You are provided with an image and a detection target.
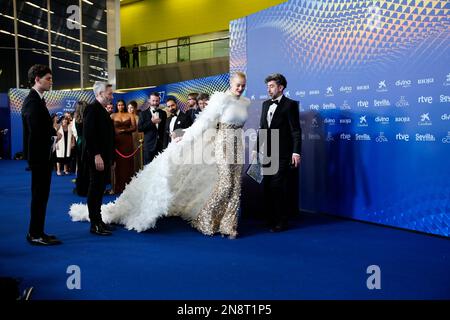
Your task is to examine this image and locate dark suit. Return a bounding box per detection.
[258,95,302,227]
[138,107,167,165]
[21,88,56,237]
[162,110,192,149]
[83,99,115,225]
[186,107,200,123]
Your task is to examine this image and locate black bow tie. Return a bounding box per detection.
[271,99,279,105]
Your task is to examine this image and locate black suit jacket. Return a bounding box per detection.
[82,99,115,165]
[186,107,201,123]
[138,107,167,153]
[258,95,302,159]
[163,110,192,149]
[21,89,56,167]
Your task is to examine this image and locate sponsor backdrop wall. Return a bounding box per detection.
[9,73,229,159]
[231,0,450,236]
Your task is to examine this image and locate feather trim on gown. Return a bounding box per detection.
[69,92,250,232]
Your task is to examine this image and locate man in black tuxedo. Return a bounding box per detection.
[138,92,167,165]
[83,81,115,236]
[162,97,192,149]
[256,73,302,232]
[21,64,62,245]
[185,92,200,123]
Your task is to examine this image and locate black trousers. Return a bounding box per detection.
[288,166,300,216]
[29,163,52,236]
[143,150,157,165]
[143,142,162,165]
[75,146,89,196]
[263,158,291,227]
[87,163,110,225]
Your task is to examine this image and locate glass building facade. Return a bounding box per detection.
[0,0,108,91]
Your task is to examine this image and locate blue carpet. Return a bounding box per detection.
[0,160,449,300]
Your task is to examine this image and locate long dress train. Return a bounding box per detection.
[69,92,250,233]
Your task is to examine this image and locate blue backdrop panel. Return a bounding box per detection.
[120,73,229,111]
[231,0,450,236]
[9,89,96,158]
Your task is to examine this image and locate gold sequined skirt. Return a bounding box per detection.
[192,123,244,237]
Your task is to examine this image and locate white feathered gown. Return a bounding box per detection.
[69,92,250,232]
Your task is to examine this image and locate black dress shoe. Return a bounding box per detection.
[42,233,57,240]
[26,234,62,246]
[90,224,112,236]
[100,222,115,232]
[269,226,280,233]
[104,189,115,195]
[42,234,62,244]
[270,223,288,233]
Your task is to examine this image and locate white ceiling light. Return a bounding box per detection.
[59,66,79,73]
[25,1,55,14]
[0,13,107,52]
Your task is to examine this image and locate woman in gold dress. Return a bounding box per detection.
[70,73,250,239]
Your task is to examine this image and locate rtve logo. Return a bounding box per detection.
[357,100,369,108]
[418,96,433,104]
[396,133,410,141]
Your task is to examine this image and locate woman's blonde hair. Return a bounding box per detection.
[230,71,246,81]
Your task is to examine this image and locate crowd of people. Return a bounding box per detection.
[45,90,210,196]
[118,45,140,68]
[22,64,301,245]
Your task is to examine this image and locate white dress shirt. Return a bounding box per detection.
[169,110,180,133]
[34,88,44,100]
[267,95,282,127]
[150,107,159,129]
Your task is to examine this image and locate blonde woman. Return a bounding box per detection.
[70,73,250,239]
